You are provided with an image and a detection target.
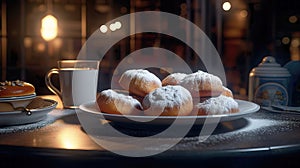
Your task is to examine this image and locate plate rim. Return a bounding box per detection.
[79,99,260,121]
[0,93,36,102]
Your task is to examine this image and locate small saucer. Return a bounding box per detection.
[0,98,57,126]
[0,94,36,109]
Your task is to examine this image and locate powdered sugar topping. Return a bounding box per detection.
[196,95,238,115]
[162,73,187,85]
[145,85,192,107]
[119,69,162,90]
[101,89,141,111]
[179,70,223,91]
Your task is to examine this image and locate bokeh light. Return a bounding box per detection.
[100,25,108,33]
[41,15,58,41]
[222,2,231,11]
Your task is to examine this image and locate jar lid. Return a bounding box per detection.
[251,56,291,77]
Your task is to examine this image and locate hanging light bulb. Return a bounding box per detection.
[222,1,231,11]
[41,14,58,41]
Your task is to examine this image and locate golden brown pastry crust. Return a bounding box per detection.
[98,70,239,117]
[179,70,223,98]
[221,86,233,98]
[0,80,35,98]
[119,69,162,97]
[97,89,142,115]
[128,77,161,97]
[162,73,187,86]
[142,85,193,116]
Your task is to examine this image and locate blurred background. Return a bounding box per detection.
[1,0,299,96]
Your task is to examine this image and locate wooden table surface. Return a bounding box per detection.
[0,95,300,168]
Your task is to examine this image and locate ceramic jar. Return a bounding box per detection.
[248,56,291,106]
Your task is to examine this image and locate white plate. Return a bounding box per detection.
[0,94,36,102]
[0,99,57,126]
[79,100,260,125]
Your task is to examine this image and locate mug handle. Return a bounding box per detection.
[45,68,62,99]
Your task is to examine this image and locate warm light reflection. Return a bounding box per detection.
[58,128,80,149]
[53,38,62,49]
[290,37,300,60]
[37,43,46,52]
[240,10,248,18]
[282,37,290,45]
[24,37,32,48]
[41,14,58,41]
[291,38,300,47]
[289,15,298,23]
[222,1,231,11]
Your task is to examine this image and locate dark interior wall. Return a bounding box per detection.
[1,0,300,95]
[249,0,300,67]
[6,0,21,80]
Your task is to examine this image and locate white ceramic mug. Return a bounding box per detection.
[45,60,99,109]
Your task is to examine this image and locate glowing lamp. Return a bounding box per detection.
[41,15,58,41]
